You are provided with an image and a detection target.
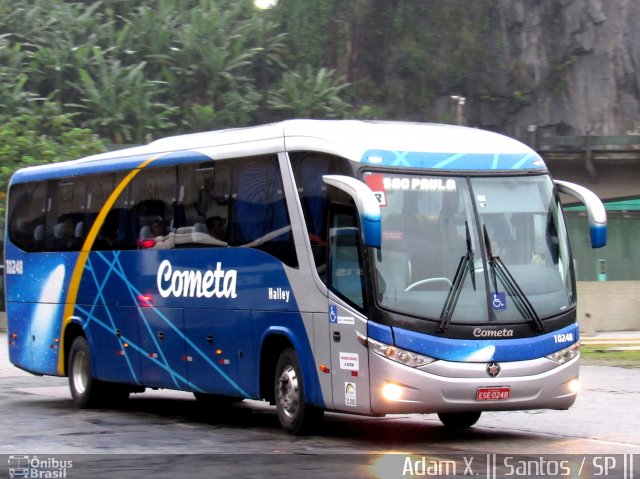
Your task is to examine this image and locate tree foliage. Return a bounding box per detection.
[0,0,352,145]
[0,104,106,219]
[0,0,497,145]
[269,66,350,118]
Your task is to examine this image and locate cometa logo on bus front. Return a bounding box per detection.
[156,259,238,299]
[473,328,514,338]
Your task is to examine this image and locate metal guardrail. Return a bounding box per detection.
[536,135,640,150]
[518,134,640,181]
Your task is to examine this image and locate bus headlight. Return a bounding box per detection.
[545,343,580,364]
[367,337,435,368]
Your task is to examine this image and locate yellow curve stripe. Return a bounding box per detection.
[57,155,160,375]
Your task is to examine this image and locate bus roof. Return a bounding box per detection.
[9,120,546,184]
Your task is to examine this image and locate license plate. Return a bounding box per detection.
[476,386,510,401]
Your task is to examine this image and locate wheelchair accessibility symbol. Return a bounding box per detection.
[329,305,338,323]
[491,292,507,310]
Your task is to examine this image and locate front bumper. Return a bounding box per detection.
[369,351,579,415]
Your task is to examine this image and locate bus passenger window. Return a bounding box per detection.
[228,156,297,267]
[90,173,127,250]
[43,179,87,252]
[176,156,297,267]
[128,166,177,250]
[8,182,47,252]
[290,152,353,278]
[176,162,229,248]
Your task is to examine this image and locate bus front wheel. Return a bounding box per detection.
[274,348,323,435]
[437,411,481,428]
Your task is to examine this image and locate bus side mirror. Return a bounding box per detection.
[554,180,607,248]
[322,175,381,248]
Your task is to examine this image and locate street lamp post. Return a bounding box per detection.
[450,95,466,125]
[255,0,278,120]
[255,0,278,8]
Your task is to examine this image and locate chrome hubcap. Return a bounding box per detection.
[277,364,299,418]
[72,350,89,395]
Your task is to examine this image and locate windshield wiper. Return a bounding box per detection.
[483,225,544,332]
[439,221,476,333]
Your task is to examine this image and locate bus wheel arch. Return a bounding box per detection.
[259,334,293,405]
[62,322,85,376]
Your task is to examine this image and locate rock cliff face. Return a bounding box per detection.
[465,0,640,138]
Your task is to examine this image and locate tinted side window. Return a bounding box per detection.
[329,207,365,309]
[92,173,128,250]
[128,166,177,250]
[8,182,48,252]
[228,156,297,268]
[44,178,87,252]
[92,167,177,251]
[177,156,297,267]
[291,152,353,279]
[176,162,227,248]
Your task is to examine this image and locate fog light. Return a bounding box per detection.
[382,383,402,401]
[568,379,580,394]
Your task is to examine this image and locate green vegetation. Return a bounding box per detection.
[0,104,106,218]
[0,0,495,143]
[0,0,354,145]
[0,0,504,233]
[580,346,640,368]
[0,0,500,201]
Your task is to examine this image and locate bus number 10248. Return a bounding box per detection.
[553,333,574,344]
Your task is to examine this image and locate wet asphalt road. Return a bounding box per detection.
[1,332,639,478]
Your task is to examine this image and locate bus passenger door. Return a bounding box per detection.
[327,208,371,414]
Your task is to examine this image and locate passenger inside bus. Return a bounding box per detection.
[206,216,226,240]
[53,218,81,251]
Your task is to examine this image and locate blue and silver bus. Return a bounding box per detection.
[4,120,606,434]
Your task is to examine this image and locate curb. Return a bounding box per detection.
[581,337,640,346]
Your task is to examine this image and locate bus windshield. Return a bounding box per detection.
[367,172,575,326]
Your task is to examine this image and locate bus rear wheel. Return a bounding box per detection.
[68,336,129,408]
[437,411,481,428]
[274,348,323,435]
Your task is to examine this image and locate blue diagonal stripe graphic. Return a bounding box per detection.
[93,252,249,397]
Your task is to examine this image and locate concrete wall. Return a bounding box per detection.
[577,281,640,335]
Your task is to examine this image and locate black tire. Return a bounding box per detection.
[274,348,323,435]
[437,411,482,428]
[68,336,129,408]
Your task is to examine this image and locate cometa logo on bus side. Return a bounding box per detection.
[156,259,238,299]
